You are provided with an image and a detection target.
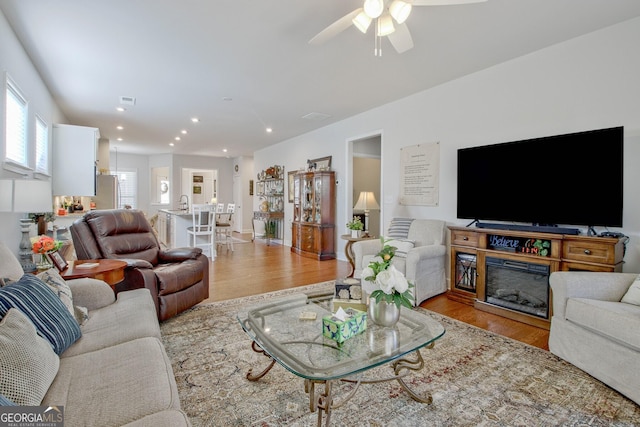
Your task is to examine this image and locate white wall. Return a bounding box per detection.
[255,17,640,273]
[0,9,67,251]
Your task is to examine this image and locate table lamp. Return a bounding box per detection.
[13,179,53,273]
[353,191,380,236]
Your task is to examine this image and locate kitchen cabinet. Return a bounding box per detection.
[53,124,99,196]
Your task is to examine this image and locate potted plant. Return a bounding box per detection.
[361,237,414,326]
[346,216,364,237]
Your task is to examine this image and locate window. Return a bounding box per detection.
[111,169,137,209]
[35,115,49,174]
[5,77,28,167]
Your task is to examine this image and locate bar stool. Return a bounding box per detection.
[215,203,235,252]
[187,204,215,258]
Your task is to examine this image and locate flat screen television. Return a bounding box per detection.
[457,126,623,231]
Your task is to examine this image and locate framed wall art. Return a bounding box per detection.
[310,156,332,171]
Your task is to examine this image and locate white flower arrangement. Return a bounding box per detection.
[361,237,414,309]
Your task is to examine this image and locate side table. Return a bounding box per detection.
[340,234,377,278]
[61,259,127,289]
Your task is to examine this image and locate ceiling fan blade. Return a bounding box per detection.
[387,23,414,54]
[412,0,487,6]
[309,9,362,45]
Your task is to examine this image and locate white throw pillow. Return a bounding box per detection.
[0,309,60,405]
[386,239,415,258]
[621,276,640,306]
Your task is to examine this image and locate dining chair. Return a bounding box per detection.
[216,203,225,214]
[187,204,215,258]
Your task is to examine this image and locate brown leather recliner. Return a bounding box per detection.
[70,209,209,321]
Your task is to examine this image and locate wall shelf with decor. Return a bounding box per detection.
[448,226,625,329]
[291,170,336,260]
[253,165,284,245]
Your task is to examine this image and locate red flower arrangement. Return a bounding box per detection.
[31,235,62,254]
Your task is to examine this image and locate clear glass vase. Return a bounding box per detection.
[33,253,53,272]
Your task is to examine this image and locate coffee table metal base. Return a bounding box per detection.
[246,340,435,427]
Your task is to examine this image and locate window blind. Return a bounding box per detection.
[5,79,28,166]
[35,115,48,173]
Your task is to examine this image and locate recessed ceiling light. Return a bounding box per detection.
[169,143,175,147]
[223,148,228,153]
[175,137,181,141]
[191,117,199,123]
[181,130,187,134]
[117,138,123,141]
[266,127,273,133]
[116,107,126,112]
[116,126,124,130]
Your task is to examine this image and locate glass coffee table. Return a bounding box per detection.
[237,291,445,426]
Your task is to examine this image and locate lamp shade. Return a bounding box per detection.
[354,191,380,211]
[363,0,384,18]
[389,0,412,24]
[352,11,372,33]
[13,180,53,213]
[377,13,396,36]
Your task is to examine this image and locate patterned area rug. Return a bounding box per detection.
[160,282,640,426]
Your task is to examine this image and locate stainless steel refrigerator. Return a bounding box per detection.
[94,174,118,209]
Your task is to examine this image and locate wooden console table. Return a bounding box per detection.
[448,226,624,329]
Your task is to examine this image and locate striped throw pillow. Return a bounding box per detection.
[0,275,81,355]
[387,218,414,239]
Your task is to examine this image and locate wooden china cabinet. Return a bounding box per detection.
[291,170,336,260]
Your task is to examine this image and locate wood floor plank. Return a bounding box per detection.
[204,234,549,350]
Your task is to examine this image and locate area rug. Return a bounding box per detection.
[160,282,640,426]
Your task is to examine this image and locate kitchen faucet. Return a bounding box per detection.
[179,194,189,211]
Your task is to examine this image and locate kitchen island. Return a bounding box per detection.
[158,209,216,259]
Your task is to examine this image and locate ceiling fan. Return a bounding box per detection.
[309,0,488,56]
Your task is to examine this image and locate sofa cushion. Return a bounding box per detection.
[0,243,25,283]
[154,260,204,296]
[565,297,640,352]
[0,309,60,406]
[44,337,181,427]
[62,289,161,358]
[37,268,89,325]
[0,274,82,355]
[621,276,640,306]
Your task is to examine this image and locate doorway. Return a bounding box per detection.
[181,168,218,208]
[350,135,382,237]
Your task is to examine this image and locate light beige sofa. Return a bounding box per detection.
[549,271,640,405]
[0,243,189,426]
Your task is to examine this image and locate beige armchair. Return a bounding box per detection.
[352,218,447,306]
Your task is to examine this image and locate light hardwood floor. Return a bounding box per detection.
[205,233,549,350]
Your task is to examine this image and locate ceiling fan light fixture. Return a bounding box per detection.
[352,11,372,33]
[389,0,412,24]
[377,13,395,36]
[363,0,384,19]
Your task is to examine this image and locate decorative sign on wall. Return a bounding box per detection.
[399,142,439,206]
